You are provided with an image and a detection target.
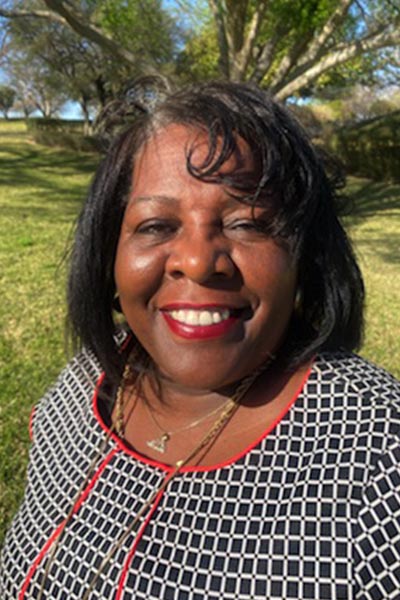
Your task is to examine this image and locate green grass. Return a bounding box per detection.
[0,120,100,543]
[343,178,400,374]
[0,121,399,543]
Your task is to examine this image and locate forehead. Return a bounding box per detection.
[132,123,255,187]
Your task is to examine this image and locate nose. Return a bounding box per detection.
[165,229,236,283]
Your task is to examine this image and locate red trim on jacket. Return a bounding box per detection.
[19,448,119,600]
[116,471,176,599]
[93,363,313,473]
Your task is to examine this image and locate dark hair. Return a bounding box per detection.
[67,80,364,379]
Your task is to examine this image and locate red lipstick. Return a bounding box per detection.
[160,304,243,340]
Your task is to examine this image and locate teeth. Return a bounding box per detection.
[186,310,198,325]
[199,311,213,325]
[169,308,231,326]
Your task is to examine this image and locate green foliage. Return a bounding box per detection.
[310,99,346,123]
[96,0,179,66]
[259,0,338,39]
[0,85,16,118]
[330,111,400,182]
[26,118,85,132]
[6,50,67,118]
[305,54,379,98]
[2,0,399,104]
[180,0,343,84]
[259,0,396,90]
[253,0,344,80]
[287,104,324,137]
[177,0,400,97]
[6,10,107,116]
[176,21,220,82]
[3,0,181,120]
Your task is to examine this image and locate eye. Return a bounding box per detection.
[135,219,178,237]
[228,219,272,236]
[231,220,258,230]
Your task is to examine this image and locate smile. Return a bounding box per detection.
[168,308,230,326]
[160,306,244,340]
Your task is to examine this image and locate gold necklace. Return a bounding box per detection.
[141,393,237,454]
[116,358,274,454]
[80,362,266,600]
[37,359,271,600]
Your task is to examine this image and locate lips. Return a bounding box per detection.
[160,305,246,340]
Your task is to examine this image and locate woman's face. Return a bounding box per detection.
[114,124,297,390]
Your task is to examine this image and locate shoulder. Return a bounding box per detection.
[30,346,103,441]
[30,329,130,440]
[307,351,400,456]
[314,351,400,406]
[46,345,103,399]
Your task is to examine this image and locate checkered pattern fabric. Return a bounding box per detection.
[1,350,400,599]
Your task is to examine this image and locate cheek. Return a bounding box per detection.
[114,242,165,301]
[239,246,297,302]
[249,256,297,351]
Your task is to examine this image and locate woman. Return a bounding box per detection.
[1,81,399,600]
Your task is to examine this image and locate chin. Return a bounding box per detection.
[155,357,263,393]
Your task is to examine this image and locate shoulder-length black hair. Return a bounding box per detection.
[67,80,364,379]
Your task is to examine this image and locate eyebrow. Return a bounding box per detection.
[128,195,179,206]
[128,194,250,209]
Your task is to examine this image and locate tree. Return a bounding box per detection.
[0,17,10,66]
[5,52,67,117]
[4,13,116,128]
[0,85,16,118]
[176,20,220,82]
[203,0,400,98]
[0,0,182,124]
[0,0,399,100]
[0,0,180,71]
[3,11,69,120]
[337,83,400,122]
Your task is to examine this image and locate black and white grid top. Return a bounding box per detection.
[1,350,400,600]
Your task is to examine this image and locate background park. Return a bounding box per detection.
[0,0,399,543]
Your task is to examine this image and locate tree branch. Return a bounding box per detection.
[208,0,230,78]
[275,22,387,90]
[267,35,314,90]
[274,24,400,100]
[297,0,353,68]
[41,0,140,66]
[1,1,150,68]
[232,0,269,81]
[225,0,248,52]
[265,0,353,91]
[0,7,66,25]
[249,24,289,83]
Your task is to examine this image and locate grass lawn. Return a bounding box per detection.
[0,120,100,543]
[0,120,399,543]
[343,178,400,373]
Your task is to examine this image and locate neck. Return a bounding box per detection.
[140,373,233,419]
[136,360,278,421]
